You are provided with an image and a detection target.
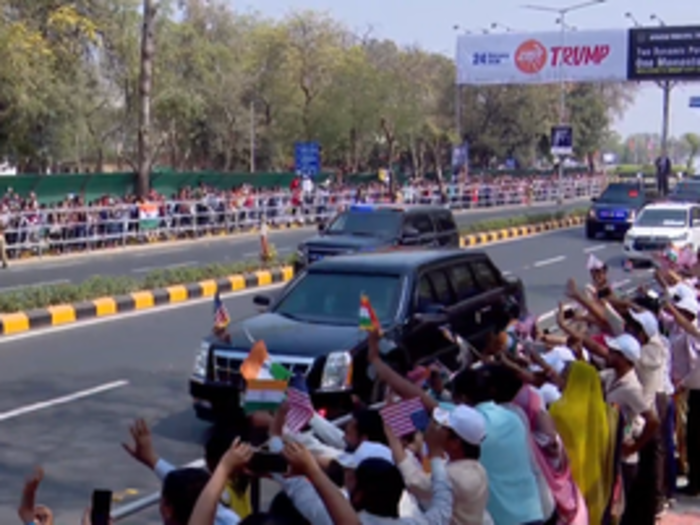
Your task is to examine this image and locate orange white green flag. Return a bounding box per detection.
[359,294,380,331]
[239,340,291,413]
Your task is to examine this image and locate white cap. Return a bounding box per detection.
[337,441,394,469]
[539,383,562,407]
[587,254,605,271]
[670,283,696,302]
[671,284,700,315]
[604,333,641,363]
[432,405,486,446]
[629,309,660,338]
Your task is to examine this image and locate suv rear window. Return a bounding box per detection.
[434,210,456,232]
[325,210,401,238]
[405,213,434,235]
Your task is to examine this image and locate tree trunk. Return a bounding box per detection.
[137,0,158,197]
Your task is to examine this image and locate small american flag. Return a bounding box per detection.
[213,292,230,328]
[380,398,426,437]
[285,374,315,432]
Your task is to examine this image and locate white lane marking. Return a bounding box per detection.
[533,256,566,268]
[132,261,198,273]
[132,247,190,258]
[584,244,606,253]
[0,283,287,345]
[0,380,129,422]
[502,271,512,276]
[0,279,70,293]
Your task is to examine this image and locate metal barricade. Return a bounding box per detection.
[0,176,604,259]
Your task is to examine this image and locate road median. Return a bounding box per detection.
[0,209,586,335]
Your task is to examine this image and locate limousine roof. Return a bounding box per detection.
[307,249,488,274]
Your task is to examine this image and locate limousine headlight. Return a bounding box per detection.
[320,351,353,391]
[192,342,209,378]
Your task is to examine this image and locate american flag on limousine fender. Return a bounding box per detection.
[213,292,230,328]
[380,398,428,437]
[285,373,315,432]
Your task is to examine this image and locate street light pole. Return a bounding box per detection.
[521,0,606,204]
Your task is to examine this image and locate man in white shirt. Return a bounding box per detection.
[393,405,491,525]
[626,309,670,518]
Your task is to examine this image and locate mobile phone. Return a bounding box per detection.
[597,287,612,299]
[90,490,112,525]
[563,308,575,320]
[248,452,288,474]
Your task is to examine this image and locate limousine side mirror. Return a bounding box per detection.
[253,295,271,307]
[590,197,597,202]
[318,221,326,232]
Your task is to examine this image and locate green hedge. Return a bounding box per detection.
[0,209,587,314]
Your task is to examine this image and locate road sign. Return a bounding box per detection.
[690,96,700,108]
[294,142,321,176]
[551,125,573,156]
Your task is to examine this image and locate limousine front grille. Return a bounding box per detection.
[211,350,313,384]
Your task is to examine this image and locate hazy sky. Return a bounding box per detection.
[242,0,700,140]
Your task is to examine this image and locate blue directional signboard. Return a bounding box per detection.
[294,142,321,177]
[551,125,573,156]
[690,96,700,108]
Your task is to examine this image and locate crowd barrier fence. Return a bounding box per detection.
[0,169,606,204]
[1,179,603,259]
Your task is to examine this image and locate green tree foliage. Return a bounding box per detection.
[0,0,634,175]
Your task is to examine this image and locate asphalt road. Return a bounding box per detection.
[0,201,587,293]
[0,226,670,524]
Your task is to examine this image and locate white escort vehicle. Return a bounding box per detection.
[623,202,700,263]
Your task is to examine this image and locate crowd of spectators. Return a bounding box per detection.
[17,245,700,525]
[0,174,603,260]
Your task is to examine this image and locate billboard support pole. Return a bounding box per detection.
[660,80,672,158]
[557,16,566,206]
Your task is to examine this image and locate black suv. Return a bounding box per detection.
[294,204,460,272]
[190,250,526,421]
[586,182,649,239]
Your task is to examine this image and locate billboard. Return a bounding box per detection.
[627,26,700,81]
[455,29,629,85]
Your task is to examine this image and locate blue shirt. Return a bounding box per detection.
[476,401,543,525]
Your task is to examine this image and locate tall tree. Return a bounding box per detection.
[137,0,158,196]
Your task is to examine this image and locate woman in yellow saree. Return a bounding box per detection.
[549,361,623,525]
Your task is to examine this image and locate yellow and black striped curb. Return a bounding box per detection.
[0,266,295,336]
[459,216,584,247]
[0,215,584,335]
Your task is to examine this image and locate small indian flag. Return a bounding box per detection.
[243,379,288,413]
[240,340,292,381]
[359,294,380,332]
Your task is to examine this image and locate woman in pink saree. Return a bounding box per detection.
[514,385,589,525]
